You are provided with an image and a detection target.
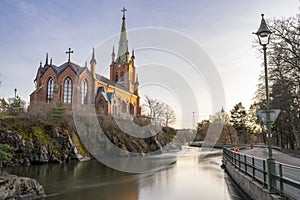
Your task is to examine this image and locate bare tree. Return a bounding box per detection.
[164,104,176,127]
[142,96,176,127]
[142,96,164,123]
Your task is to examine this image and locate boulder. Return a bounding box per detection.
[0,173,46,200]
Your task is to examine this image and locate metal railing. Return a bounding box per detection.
[223,148,300,200]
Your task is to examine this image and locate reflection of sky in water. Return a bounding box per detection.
[11,147,245,200]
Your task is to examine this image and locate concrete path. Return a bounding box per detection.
[240,147,300,167]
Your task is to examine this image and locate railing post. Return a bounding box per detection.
[244,155,247,174]
[252,157,255,180]
[263,160,267,187]
[279,163,283,196]
[234,152,237,167]
[238,154,241,170]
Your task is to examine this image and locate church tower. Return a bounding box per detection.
[110,7,137,94]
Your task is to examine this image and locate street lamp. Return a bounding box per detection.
[254,13,275,192]
[220,107,226,146]
[14,88,17,99]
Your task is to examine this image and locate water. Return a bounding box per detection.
[11,147,246,200]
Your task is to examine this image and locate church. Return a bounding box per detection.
[30,8,141,116]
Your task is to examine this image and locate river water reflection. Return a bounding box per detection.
[11,147,246,200]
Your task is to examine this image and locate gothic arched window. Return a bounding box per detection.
[46,77,54,103]
[115,72,119,82]
[82,79,88,105]
[64,77,72,103]
[120,71,124,81]
[99,100,104,108]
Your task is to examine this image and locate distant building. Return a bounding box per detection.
[30,8,141,116]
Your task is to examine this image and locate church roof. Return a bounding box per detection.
[52,62,85,75]
[95,74,131,93]
[38,62,86,78]
[96,74,115,85]
[95,87,115,103]
[107,92,114,102]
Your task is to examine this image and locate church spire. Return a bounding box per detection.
[111,46,115,63]
[131,49,135,66]
[45,53,48,65]
[90,47,97,65]
[135,73,139,84]
[90,48,97,79]
[117,7,129,63]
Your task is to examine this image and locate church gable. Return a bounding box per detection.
[39,66,57,87]
[57,65,77,83]
[77,69,92,88]
[54,62,85,76]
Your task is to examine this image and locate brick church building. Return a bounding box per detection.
[30,8,141,116]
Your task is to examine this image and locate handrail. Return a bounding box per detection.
[223,147,300,200]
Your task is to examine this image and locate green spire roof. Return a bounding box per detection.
[117,7,129,63]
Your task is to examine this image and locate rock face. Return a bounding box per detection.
[0,115,181,166]
[0,173,46,200]
[0,125,89,166]
[101,119,182,155]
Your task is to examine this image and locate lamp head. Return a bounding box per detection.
[254,14,272,46]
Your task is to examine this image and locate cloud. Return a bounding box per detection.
[14,0,37,17]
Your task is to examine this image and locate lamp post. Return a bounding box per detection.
[220,107,226,146]
[254,13,275,192]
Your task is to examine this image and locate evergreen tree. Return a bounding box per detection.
[196,119,210,141]
[247,103,264,143]
[230,102,249,144]
[0,98,8,113]
[7,96,26,114]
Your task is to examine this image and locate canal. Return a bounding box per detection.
[11,147,246,200]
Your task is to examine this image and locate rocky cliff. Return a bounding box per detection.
[0,113,181,166]
[0,173,46,199]
[0,115,89,166]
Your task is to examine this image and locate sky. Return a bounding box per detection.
[0,0,299,128]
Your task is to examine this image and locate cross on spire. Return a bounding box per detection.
[121,7,127,19]
[66,47,73,62]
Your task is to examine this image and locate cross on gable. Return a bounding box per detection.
[66,47,74,62]
[121,7,127,18]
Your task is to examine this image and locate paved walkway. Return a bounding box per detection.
[240,147,300,167]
